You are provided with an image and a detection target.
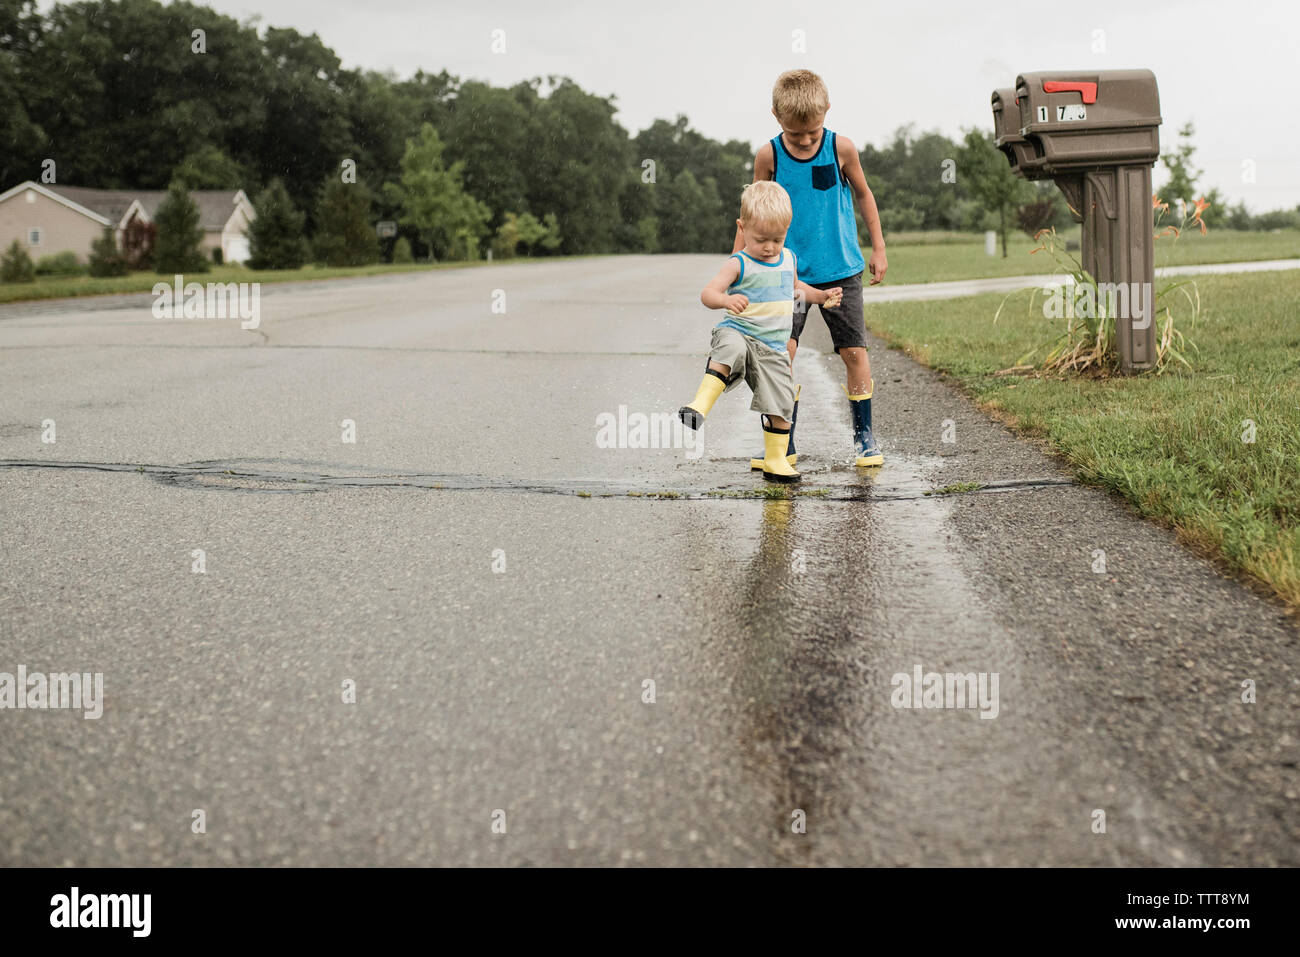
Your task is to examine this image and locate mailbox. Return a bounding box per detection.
[991,88,1035,174]
[991,69,1163,372]
[1014,69,1161,173]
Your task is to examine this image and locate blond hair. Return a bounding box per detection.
[772,70,830,124]
[739,180,792,230]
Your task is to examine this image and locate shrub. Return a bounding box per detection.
[391,236,413,263]
[88,229,129,277]
[1,239,37,283]
[122,218,156,271]
[34,251,84,276]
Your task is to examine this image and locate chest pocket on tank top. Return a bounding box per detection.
[811,163,837,190]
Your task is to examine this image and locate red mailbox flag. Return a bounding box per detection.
[1042,80,1098,103]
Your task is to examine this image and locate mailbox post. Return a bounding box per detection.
[993,70,1163,372]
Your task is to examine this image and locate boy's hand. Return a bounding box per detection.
[724,293,749,313]
[868,248,888,285]
[822,287,843,309]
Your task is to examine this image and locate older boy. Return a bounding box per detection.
[679,181,841,483]
[736,69,888,467]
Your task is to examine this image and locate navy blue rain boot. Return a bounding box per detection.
[848,380,883,467]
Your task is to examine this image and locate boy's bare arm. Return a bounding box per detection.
[701,257,746,312]
[731,143,776,253]
[795,279,842,309]
[836,135,888,284]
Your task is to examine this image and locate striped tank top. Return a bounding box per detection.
[715,248,796,353]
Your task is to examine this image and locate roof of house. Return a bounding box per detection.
[38,186,137,226]
[9,184,249,231]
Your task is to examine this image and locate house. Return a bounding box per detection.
[0,181,256,264]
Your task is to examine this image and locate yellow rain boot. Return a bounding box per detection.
[750,384,799,470]
[760,417,800,484]
[678,368,727,430]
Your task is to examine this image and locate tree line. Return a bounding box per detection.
[3,0,1293,271]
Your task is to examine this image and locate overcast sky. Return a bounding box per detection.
[72,0,1300,210]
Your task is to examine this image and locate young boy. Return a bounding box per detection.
[678,181,841,484]
[734,69,888,467]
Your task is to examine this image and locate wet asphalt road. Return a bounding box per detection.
[1,256,1296,866]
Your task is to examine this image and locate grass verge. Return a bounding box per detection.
[869,228,1300,285]
[864,269,1300,611]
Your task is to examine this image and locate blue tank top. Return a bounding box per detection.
[770,129,865,285]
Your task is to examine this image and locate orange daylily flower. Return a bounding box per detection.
[1191,196,1210,234]
[1152,194,1169,213]
[1157,225,1180,239]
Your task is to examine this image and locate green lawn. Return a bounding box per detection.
[863,270,1300,610]
[0,256,611,305]
[871,228,1300,285]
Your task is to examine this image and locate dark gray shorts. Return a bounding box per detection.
[790,272,868,352]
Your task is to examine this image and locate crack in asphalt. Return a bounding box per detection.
[0,458,1077,501]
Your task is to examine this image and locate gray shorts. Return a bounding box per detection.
[790,271,868,352]
[708,325,795,421]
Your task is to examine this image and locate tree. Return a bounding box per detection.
[88,228,128,277]
[655,169,722,254]
[173,145,246,190]
[859,126,972,235]
[1226,201,1253,231]
[0,0,45,187]
[633,114,750,250]
[957,128,1030,257]
[312,177,379,267]
[528,79,633,255]
[391,236,413,263]
[493,211,560,258]
[12,0,269,191]
[255,25,351,215]
[1016,198,1057,238]
[152,180,208,273]
[248,179,309,270]
[492,212,528,259]
[1,238,35,282]
[1160,122,1201,210]
[537,213,562,254]
[1254,206,1300,231]
[383,123,489,261]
